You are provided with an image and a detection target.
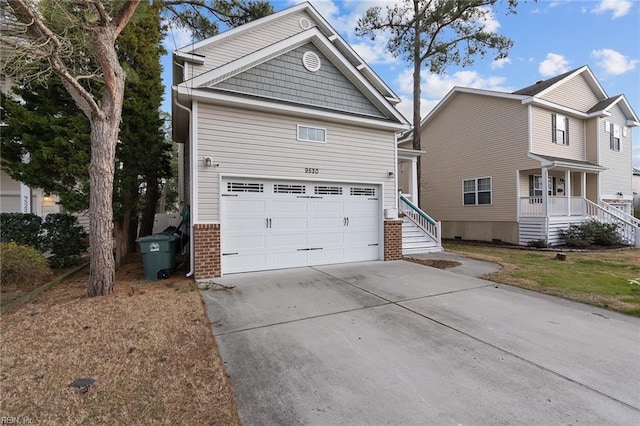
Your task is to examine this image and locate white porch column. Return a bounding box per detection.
[410,157,419,206]
[542,167,549,216]
[565,170,571,216]
[581,172,587,198]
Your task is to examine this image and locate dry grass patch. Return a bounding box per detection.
[0,255,240,425]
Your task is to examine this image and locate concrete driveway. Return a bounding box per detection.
[201,260,640,425]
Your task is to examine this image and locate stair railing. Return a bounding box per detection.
[399,194,441,246]
[585,199,639,246]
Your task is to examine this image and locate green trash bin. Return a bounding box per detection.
[137,234,177,280]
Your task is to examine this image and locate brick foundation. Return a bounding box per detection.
[193,223,221,279]
[384,219,403,261]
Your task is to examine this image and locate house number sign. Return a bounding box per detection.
[305,168,319,174]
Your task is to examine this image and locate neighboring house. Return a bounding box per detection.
[634,168,640,212]
[401,65,639,246]
[172,2,411,278]
[0,73,63,218]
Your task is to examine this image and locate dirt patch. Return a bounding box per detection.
[404,257,462,269]
[0,254,241,425]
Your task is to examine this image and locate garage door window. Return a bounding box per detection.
[227,182,264,193]
[350,187,375,196]
[274,184,306,194]
[314,186,342,195]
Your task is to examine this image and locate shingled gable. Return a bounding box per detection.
[174,2,406,113]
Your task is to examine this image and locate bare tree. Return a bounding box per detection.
[357,0,519,202]
[1,0,141,296]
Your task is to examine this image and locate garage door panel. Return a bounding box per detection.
[271,200,308,214]
[311,200,344,214]
[309,248,345,264]
[270,250,308,268]
[347,201,378,215]
[225,217,267,232]
[225,199,267,214]
[346,246,379,262]
[271,232,308,248]
[224,254,267,274]
[310,216,344,230]
[225,234,267,251]
[272,217,308,230]
[309,231,344,245]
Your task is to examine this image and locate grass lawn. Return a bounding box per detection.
[444,242,640,317]
[0,255,240,425]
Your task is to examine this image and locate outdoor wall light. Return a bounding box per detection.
[203,157,213,167]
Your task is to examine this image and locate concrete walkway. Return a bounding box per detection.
[202,260,640,425]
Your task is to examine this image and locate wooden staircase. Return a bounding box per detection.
[399,194,442,255]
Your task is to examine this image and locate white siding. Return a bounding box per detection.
[195,103,396,223]
[599,105,633,198]
[541,74,601,112]
[530,106,585,160]
[188,11,315,79]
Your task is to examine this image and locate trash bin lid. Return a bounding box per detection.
[136,234,177,243]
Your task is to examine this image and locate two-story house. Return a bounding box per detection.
[172,2,411,279]
[401,66,639,246]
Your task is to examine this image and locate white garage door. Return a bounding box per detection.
[221,178,380,274]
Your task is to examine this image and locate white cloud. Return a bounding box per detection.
[491,57,512,69]
[476,6,501,33]
[592,0,633,19]
[163,19,193,50]
[591,49,639,75]
[538,53,570,77]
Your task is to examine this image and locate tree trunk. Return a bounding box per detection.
[87,118,118,296]
[412,0,423,206]
[139,177,159,237]
[86,30,127,297]
[113,211,131,267]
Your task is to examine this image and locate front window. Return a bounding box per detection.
[552,113,569,145]
[297,125,326,143]
[463,177,492,205]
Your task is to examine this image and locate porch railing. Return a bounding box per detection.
[598,201,640,228]
[585,199,639,246]
[399,194,441,246]
[519,196,586,217]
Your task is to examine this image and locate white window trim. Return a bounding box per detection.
[462,176,492,206]
[297,124,327,143]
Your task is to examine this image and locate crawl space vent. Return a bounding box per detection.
[302,51,321,72]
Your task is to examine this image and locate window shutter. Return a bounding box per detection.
[565,117,569,145]
[551,114,557,143]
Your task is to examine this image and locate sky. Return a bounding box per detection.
[161,0,640,168]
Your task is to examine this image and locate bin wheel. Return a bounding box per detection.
[157,269,171,280]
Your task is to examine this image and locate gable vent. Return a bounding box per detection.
[302,51,321,72]
[299,17,311,30]
[227,182,264,193]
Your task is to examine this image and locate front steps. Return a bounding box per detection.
[402,216,442,255]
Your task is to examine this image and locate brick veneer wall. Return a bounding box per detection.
[384,219,403,261]
[193,223,221,279]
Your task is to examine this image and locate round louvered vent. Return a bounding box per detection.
[299,17,311,30]
[302,51,321,72]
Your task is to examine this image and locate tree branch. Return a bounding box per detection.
[113,0,141,37]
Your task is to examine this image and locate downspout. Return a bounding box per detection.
[173,60,195,278]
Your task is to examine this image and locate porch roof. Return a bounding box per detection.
[529,153,607,172]
[398,147,425,159]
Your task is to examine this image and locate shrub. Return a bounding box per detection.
[527,239,548,248]
[559,220,622,247]
[0,242,53,289]
[0,213,44,251]
[42,213,87,268]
